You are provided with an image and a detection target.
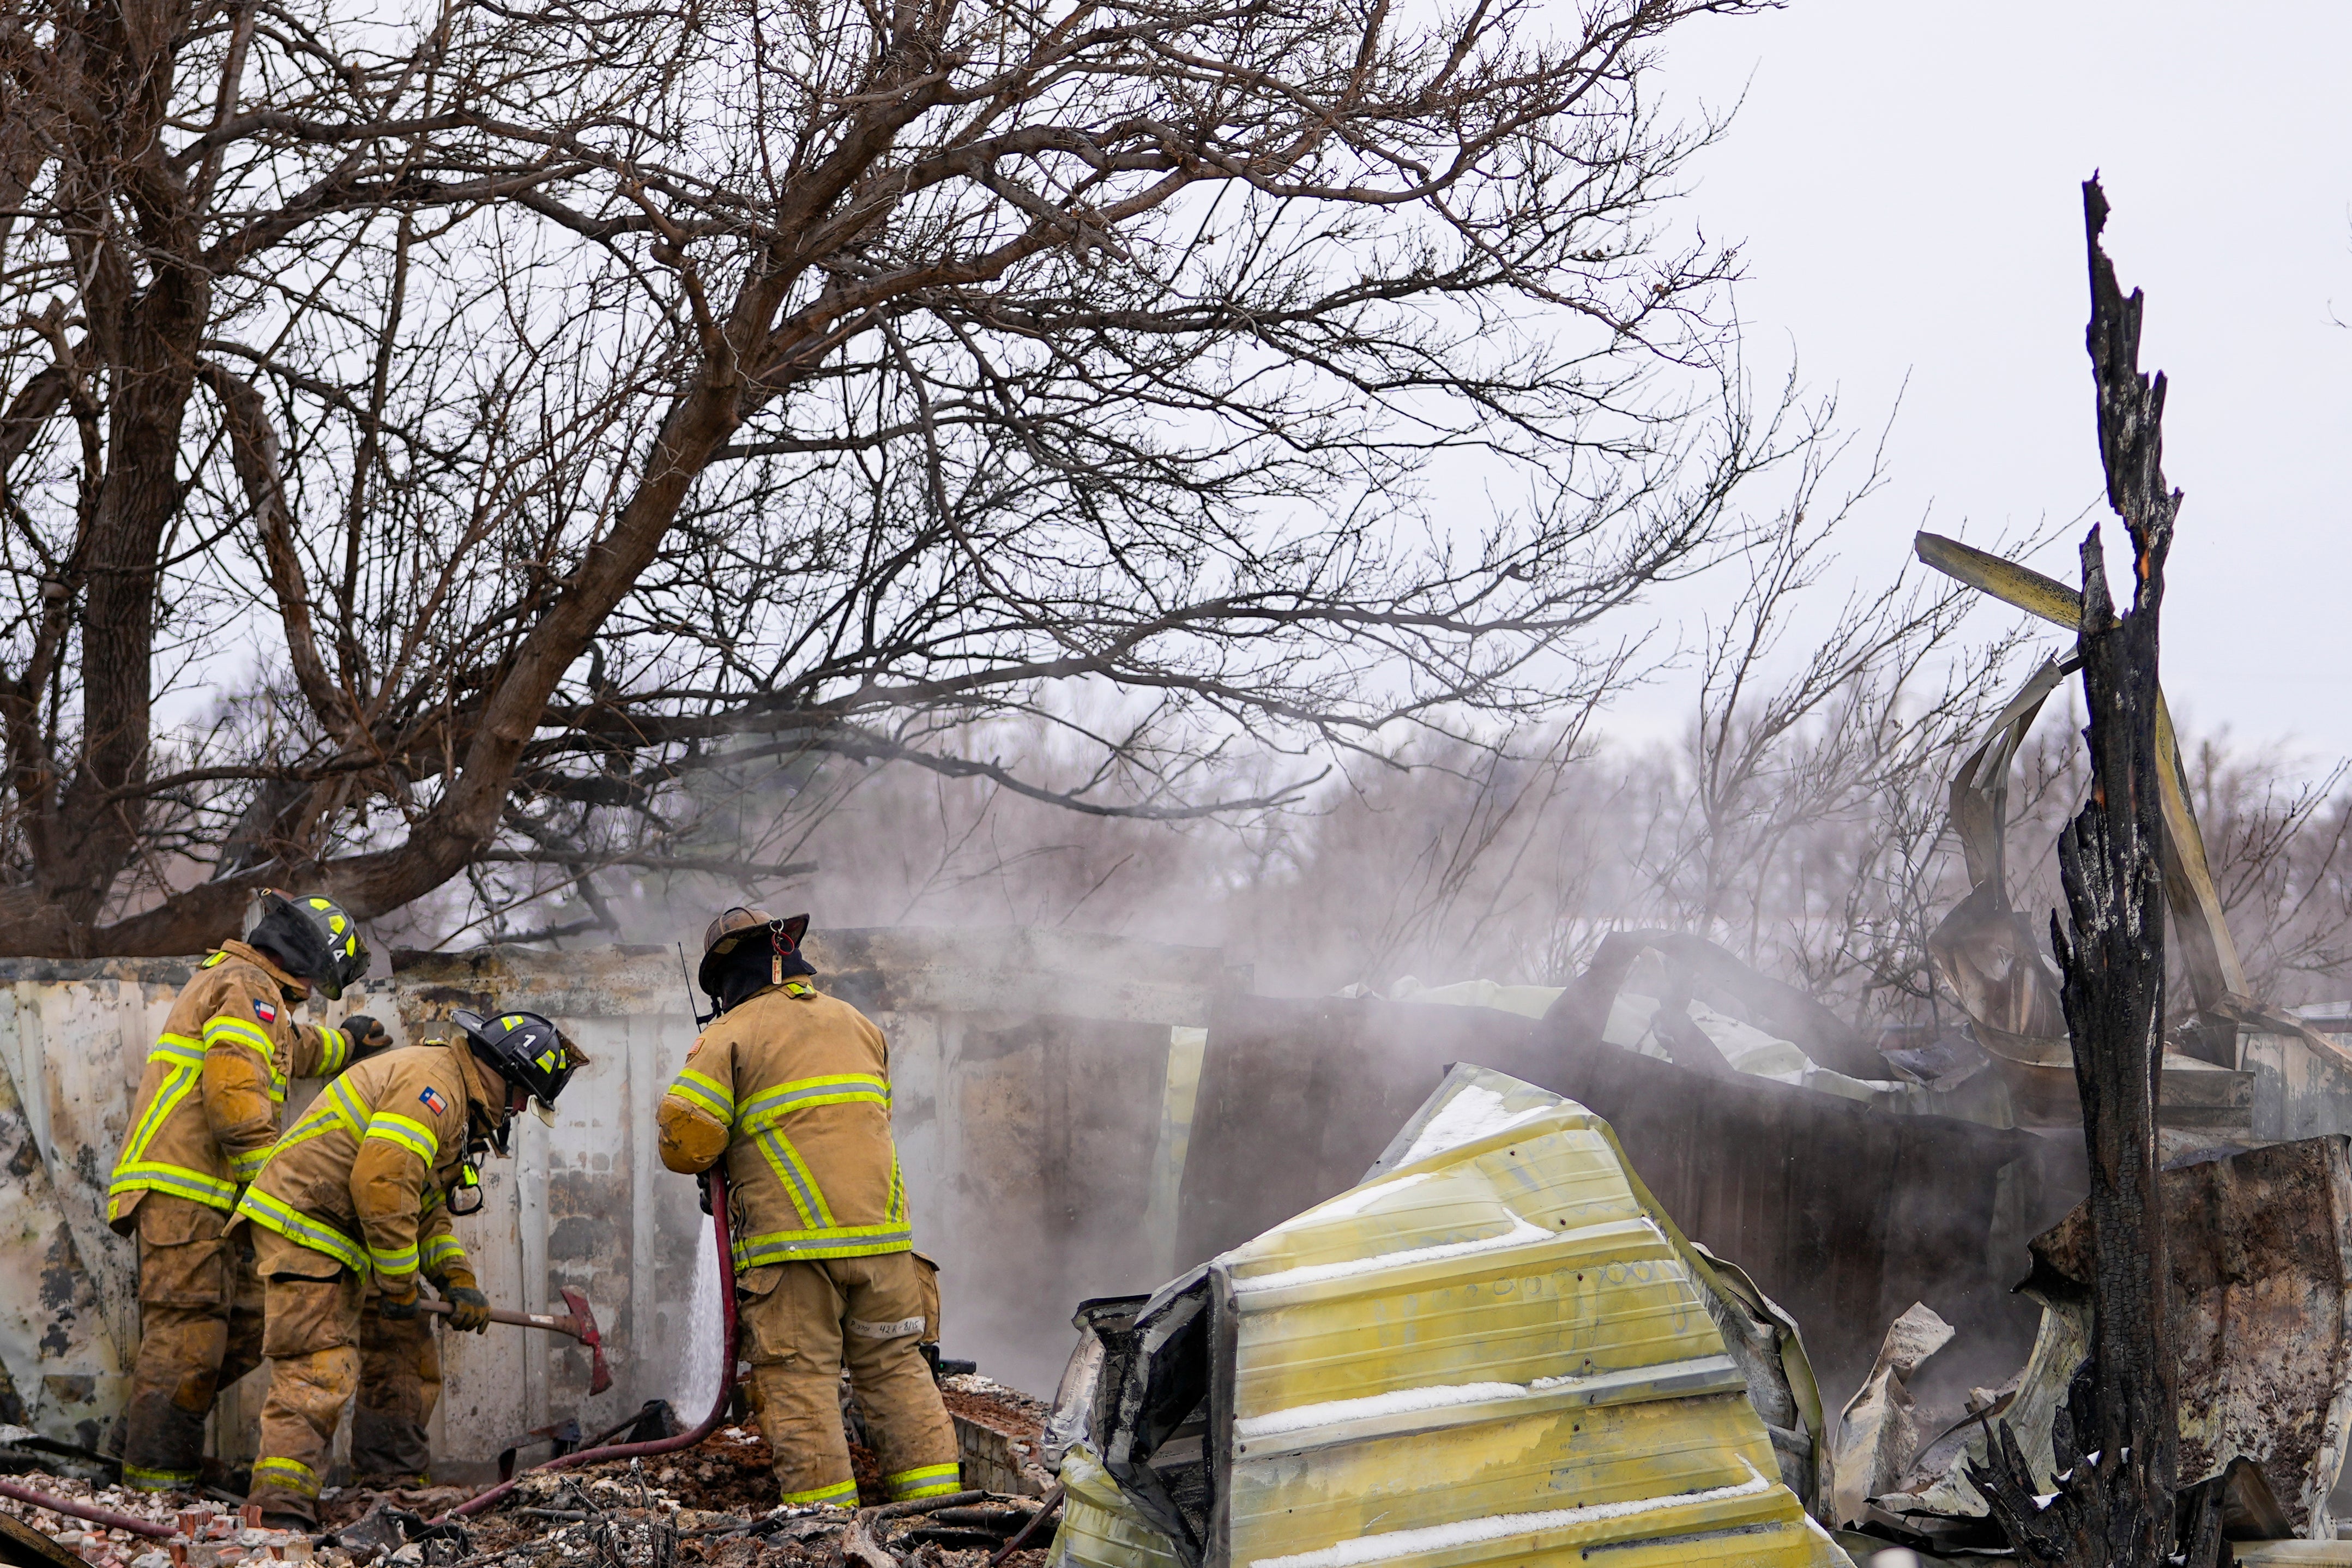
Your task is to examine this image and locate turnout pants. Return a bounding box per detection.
[245,1232,447,1519]
[739,1252,959,1506]
[123,1195,264,1492]
[351,1296,442,1488]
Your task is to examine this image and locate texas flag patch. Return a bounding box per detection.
[419,1087,448,1115]
[252,998,278,1024]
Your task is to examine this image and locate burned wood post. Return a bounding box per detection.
[1966,179,2224,1567]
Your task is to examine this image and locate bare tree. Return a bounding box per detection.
[1623,423,2041,1025]
[0,0,1795,954]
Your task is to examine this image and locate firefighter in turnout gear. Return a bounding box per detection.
[105,890,389,1494]
[658,909,959,1509]
[231,1008,581,1525]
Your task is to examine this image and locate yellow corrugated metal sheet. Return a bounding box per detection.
[1214,1066,1847,1566]
[1054,1064,1850,1568]
[1058,1444,1193,1568]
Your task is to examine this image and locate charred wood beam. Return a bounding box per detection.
[1966,175,2221,1568]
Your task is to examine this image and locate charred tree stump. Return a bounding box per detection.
[1965,178,2223,1567]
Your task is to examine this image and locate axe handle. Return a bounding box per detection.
[413,1299,583,1338]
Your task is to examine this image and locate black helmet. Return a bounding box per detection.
[248,890,369,1000]
[453,1008,583,1109]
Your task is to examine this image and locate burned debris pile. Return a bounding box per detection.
[0,1388,1063,1568]
[420,1457,1051,1568]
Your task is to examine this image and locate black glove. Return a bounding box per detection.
[445,1286,492,1334]
[341,1014,393,1057]
[698,1172,713,1216]
[378,1282,420,1320]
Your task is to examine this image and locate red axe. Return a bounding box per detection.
[416,1286,612,1395]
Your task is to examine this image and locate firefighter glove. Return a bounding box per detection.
[378,1281,421,1320]
[445,1286,492,1333]
[341,1014,393,1056]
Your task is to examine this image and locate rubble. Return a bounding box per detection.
[0,1483,327,1568]
[936,1378,1051,1498]
[0,1378,1063,1568]
[1829,1304,1955,1531]
[1865,1136,2352,1549]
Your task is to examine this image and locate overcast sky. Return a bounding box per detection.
[1634,2,2352,771]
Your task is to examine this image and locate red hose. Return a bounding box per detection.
[0,1477,177,1541]
[445,1168,738,1521]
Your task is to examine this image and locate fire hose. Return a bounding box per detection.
[0,1480,175,1542]
[443,1166,738,1520]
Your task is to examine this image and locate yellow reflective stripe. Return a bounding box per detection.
[147,1033,204,1069]
[250,1456,320,1498]
[203,1015,274,1054]
[111,1017,222,1209]
[423,1233,466,1271]
[227,1144,273,1180]
[234,1187,366,1273]
[108,1161,240,1211]
[274,1112,341,1156]
[316,1025,351,1075]
[779,1478,858,1507]
[668,1069,735,1126]
[738,1074,889,1132]
[370,1239,420,1276]
[734,1224,914,1267]
[365,1112,438,1164]
[885,1463,962,1499]
[117,1060,199,1175]
[753,1130,834,1229]
[888,1157,906,1226]
[121,1462,200,1491]
[273,1075,367,1157]
[205,1014,288,1103]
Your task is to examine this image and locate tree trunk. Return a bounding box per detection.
[1965,177,2223,1568]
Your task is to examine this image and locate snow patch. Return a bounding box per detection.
[1231,1217,1557,1295]
[1245,1462,1775,1568]
[1234,1382,1529,1438]
[1394,1088,1551,1166]
[1308,1172,1433,1219]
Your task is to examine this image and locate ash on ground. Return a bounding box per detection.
[453,1451,1051,1568]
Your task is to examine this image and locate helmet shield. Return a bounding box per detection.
[248,890,369,999]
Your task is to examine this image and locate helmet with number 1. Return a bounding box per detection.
[246,889,369,999]
[452,1008,584,1109]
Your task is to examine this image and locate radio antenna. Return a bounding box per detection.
[677,942,712,1029]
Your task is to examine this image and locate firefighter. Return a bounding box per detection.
[656,909,960,1509]
[104,890,390,1494]
[230,1008,583,1526]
